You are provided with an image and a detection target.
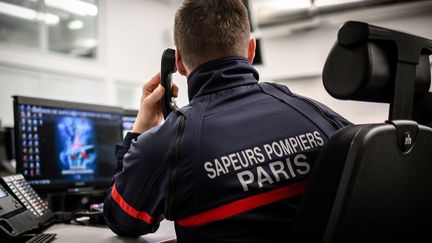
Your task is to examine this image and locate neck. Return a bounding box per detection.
[186,56,259,101]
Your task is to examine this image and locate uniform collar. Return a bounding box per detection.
[187,56,260,101]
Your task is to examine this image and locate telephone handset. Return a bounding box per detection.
[0,174,55,242]
[160,48,178,119]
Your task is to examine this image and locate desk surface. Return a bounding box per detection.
[44,220,176,243]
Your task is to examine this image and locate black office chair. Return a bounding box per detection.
[290,21,432,243]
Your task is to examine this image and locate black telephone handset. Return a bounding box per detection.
[0,174,55,242]
[160,48,178,119]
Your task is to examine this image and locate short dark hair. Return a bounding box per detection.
[174,0,251,69]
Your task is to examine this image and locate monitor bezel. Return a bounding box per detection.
[123,109,138,117]
[13,95,123,192]
[121,109,138,138]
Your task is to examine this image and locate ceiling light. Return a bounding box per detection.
[255,0,310,12]
[44,13,60,25]
[37,13,60,25]
[45,0,98,16]
[0,1,38,20]
[315,0,364,7]
[68,19,84,30]
[76,38,97,48]
[0,1,60,25]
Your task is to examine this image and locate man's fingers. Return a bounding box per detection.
[143,73,161,94]
[145,85,165,106]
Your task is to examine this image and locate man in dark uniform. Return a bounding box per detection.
[104,0,351,242]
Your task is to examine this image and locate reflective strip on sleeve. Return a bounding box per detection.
[111,183,156,224]
[177,181,308,227]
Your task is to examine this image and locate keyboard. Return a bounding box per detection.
[24,233,56,243]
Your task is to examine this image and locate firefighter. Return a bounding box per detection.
[104,1,351,242]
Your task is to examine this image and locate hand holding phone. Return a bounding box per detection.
[132,73,166,133]
[160,48,178,119]
[132,49,178,133]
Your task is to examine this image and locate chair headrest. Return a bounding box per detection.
[323,21,432,104]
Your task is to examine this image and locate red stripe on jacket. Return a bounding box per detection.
[177,181,308,227]
[111,184,156,224]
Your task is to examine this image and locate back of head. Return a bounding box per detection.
[174,0,251,69]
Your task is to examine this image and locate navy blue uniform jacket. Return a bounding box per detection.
[104,57,351,242]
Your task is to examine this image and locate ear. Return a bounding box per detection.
[175,49,188,76]
[247,38,256,64]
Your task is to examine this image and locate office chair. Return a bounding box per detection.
[290,21,432,243]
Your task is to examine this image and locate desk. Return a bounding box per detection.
[44,220,176,243]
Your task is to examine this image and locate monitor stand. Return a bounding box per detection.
[43,187,107,212]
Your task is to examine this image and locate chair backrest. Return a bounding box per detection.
[290,21,432,243]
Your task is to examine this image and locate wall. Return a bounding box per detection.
[0,0,182,126]
[255,8,432,124]
[105,0,188,109]
[0,1,431,126]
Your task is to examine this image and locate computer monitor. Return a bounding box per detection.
[122,109,137,138]
[0,128,6,164]
[253,38,263,65]
[13,96,123,191]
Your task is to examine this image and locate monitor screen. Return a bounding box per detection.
[253,38,263,66]
[13,96,123,191]
[122,109,137,138]
[0,187,6,198]
[0,129,6,163]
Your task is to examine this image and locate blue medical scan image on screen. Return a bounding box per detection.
[56,117,97,178]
